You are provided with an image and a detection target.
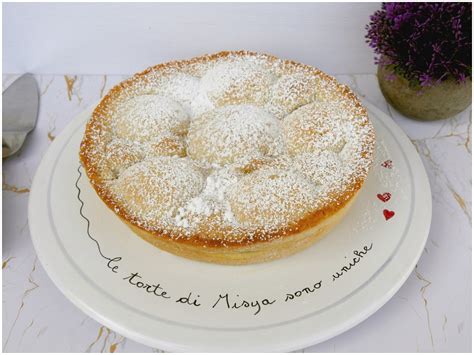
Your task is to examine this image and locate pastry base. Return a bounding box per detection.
[122,192,359,265]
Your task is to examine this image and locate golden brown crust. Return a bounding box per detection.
[125,191,358,264]
[79,51,375,259]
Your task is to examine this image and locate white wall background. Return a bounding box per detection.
[3,2,380,75]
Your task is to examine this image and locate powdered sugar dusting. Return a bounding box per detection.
[112,95,189,142]
[80,51,375,244]
[187,104,285,167]
[201,59,277,106]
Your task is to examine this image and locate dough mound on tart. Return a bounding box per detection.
[265,72,323,119]
[79,51,375,264]
[227,167,320,227]
[201,60,276,106]
[110,156,205,224]
[283,101,348,156]
[187,104,284,166]
[113,95,189,142]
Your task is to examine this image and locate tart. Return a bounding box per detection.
[79,51,375,265]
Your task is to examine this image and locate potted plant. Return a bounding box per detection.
[366,3,472,120]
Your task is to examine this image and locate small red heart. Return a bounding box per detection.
[383,209,395,220]
[377,192,392,202]
[381,160,393,169]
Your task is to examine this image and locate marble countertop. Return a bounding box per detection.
[2,73,471,352]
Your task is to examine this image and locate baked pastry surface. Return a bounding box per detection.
[80,51,375,264]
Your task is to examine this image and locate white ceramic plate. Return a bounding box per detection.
[29,101,431,352]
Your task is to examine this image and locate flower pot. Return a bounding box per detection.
[377,64,472,120]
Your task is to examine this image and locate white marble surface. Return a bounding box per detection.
[2,73,471,352]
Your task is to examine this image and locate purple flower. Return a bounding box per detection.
[419,73,433,87]
[366,3,472,86]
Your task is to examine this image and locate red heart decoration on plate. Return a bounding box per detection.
[377,192,392,202]
[383,209,395,220]
[381,160,393,169]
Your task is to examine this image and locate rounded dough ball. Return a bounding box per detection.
[283,101,347,155]
[157,73,200,108]
[149,72,212,116]
[145,134,187,158]
[227,168,319,227]
[201,61,276,106]
[101,139,145,180]
[113,95,189,142]
[187,105,284,166]
[293,151,347,188]
[111,156,204,224]
[265,72,323,119]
